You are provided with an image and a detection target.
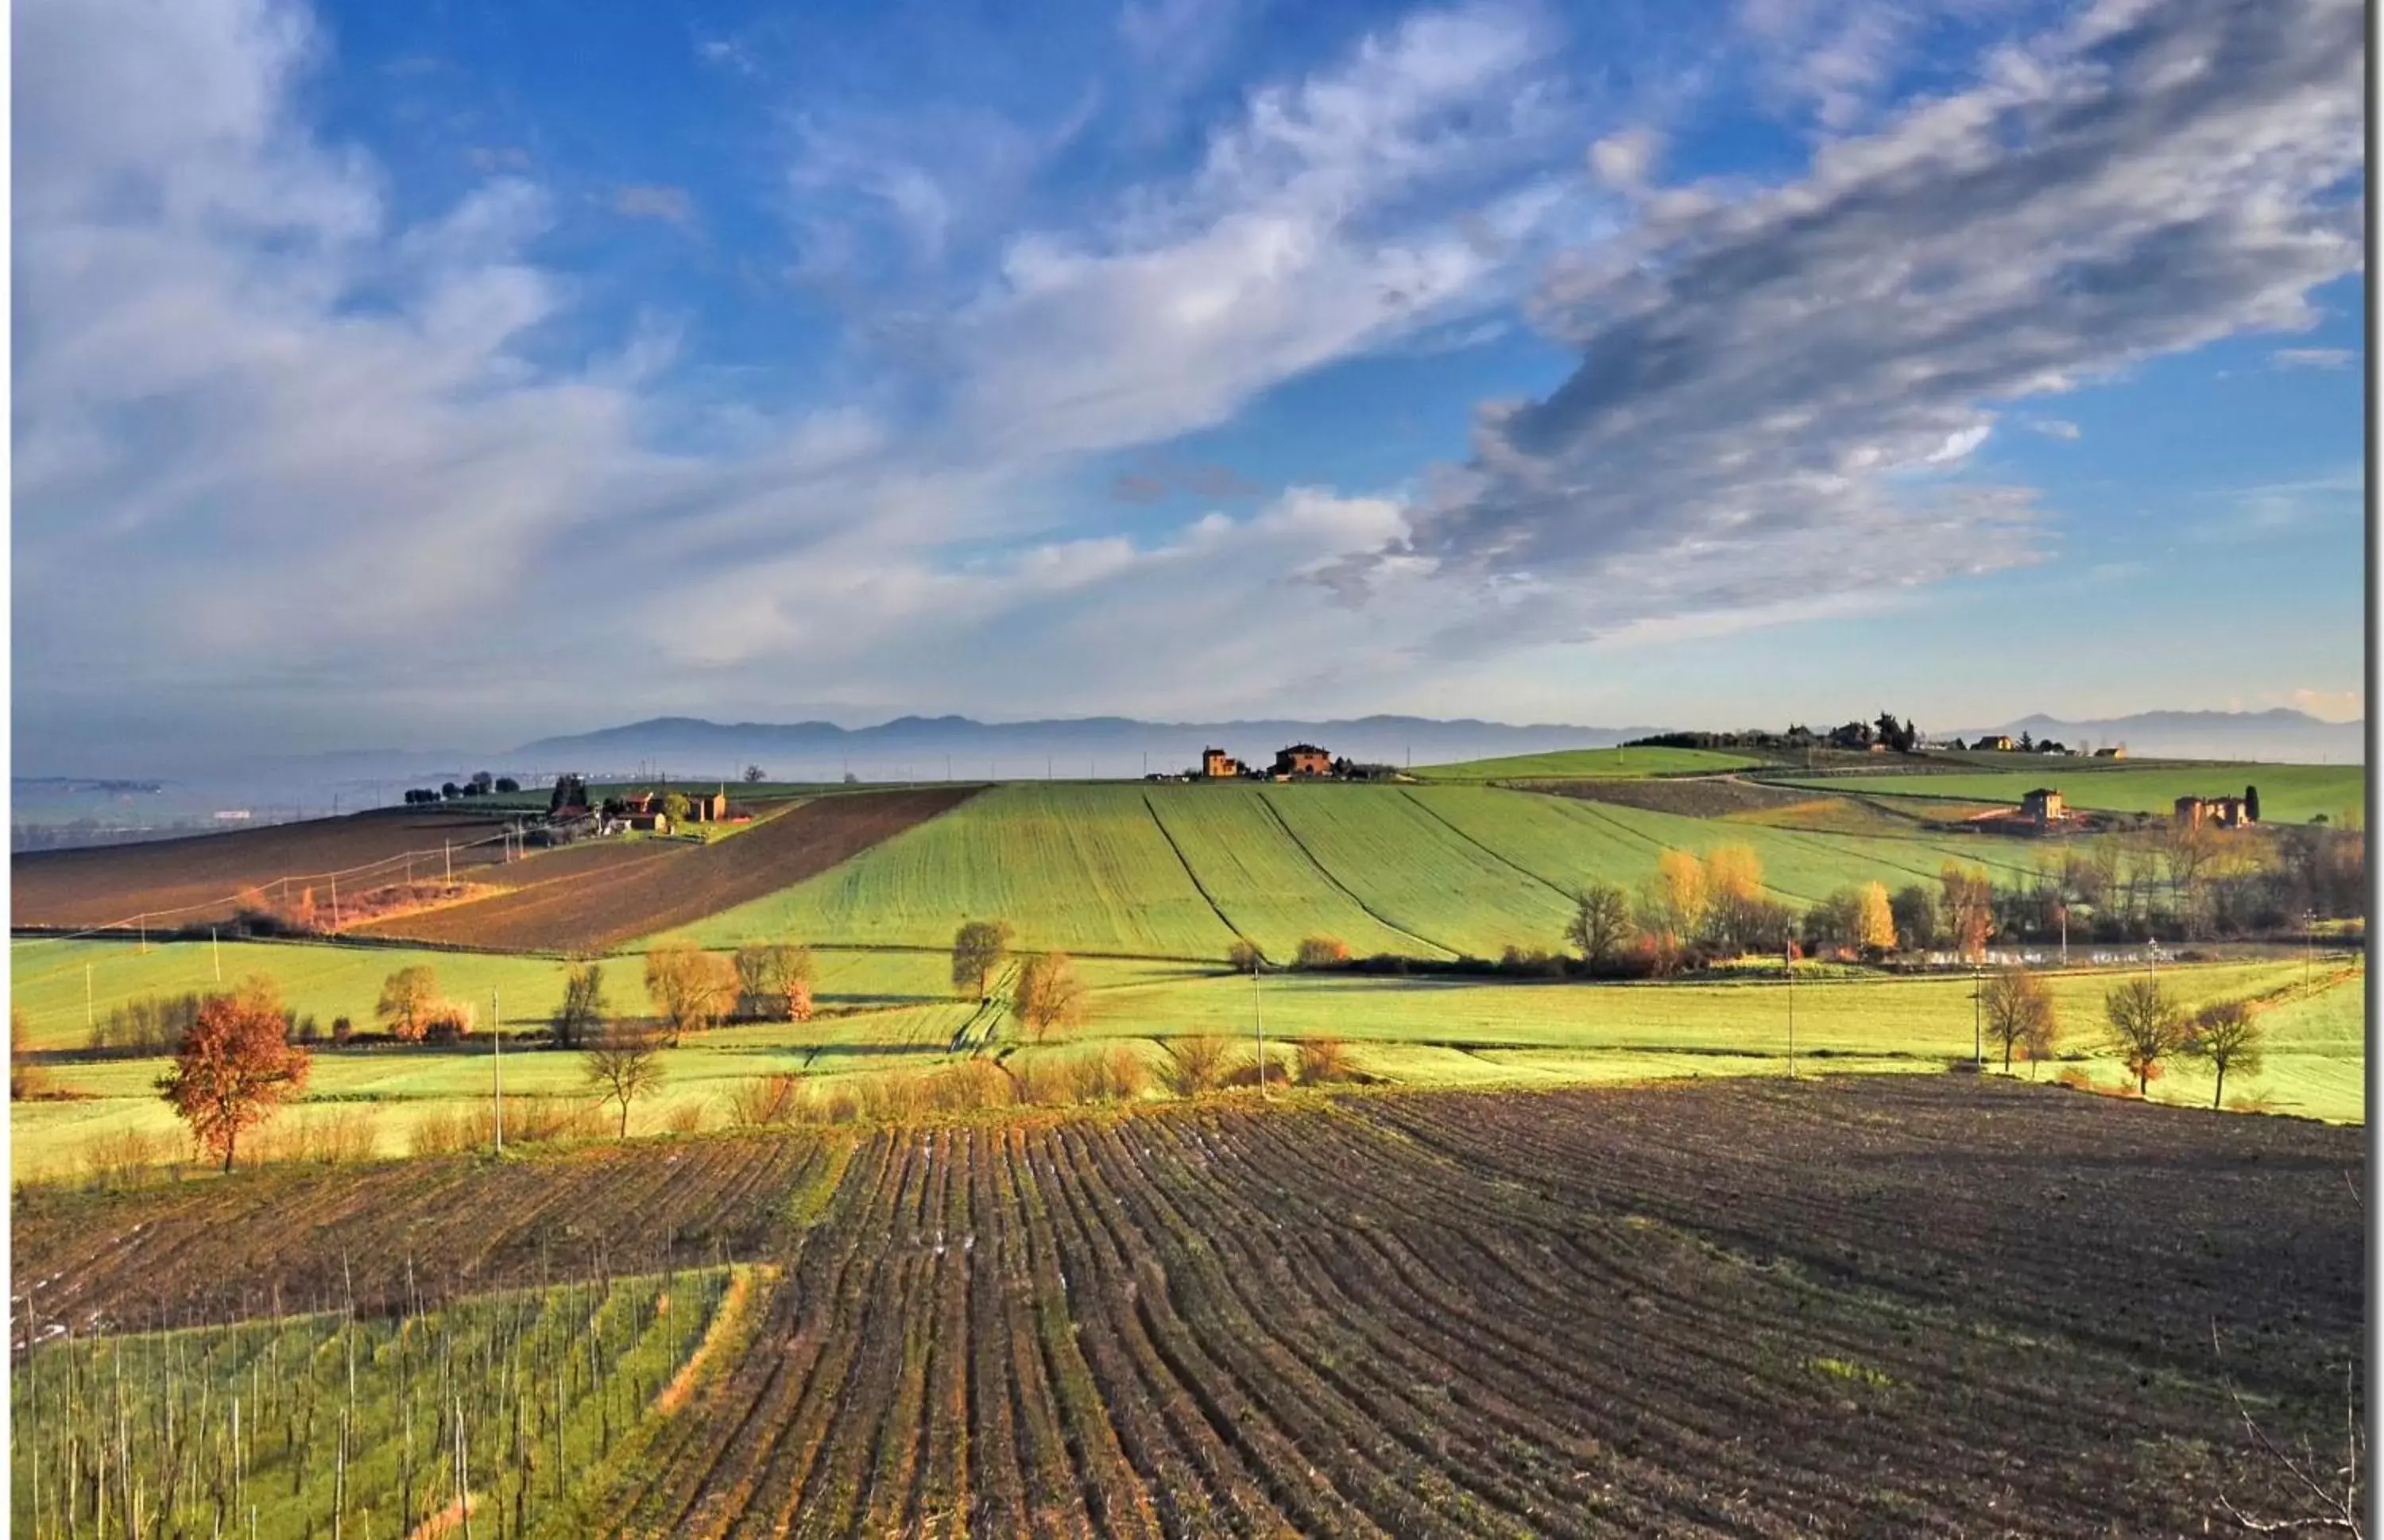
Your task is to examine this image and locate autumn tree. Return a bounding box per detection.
[1566,880,1632,968]
[1294,935,1351,969]
[157,978,312,1172]
[1852,882,1896,956]
[11,1005,47,1101]
[2103,977,2185,1096]
[1636,850,1709,969]
[1939,862,1995,961]
[735,942,817,1020]
[661,791,693,824]
[1704,845,1772,954]
[550,963,607,1050]
[376,965,440,1042]
[582,1022,667,1139]
[950,920,1014,1000]
[1226,939,1264,974]
[642,945,737,1045]
[1011,951,1087,1042]
[2183,999,2264,1109]
[1980,968,2057,1073]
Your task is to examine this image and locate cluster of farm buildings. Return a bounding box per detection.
[1155,744,1402,783]
[1991,785,2262,834]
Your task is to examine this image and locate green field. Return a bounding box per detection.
[1774,761,2364,824]
[1413,745,1759,780]
[15,945,2360,1182]
[665,781,2060,962]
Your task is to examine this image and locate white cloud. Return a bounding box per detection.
[1378,0,2361,650]
[2270,346,2352,370]
[2026,417,2082,439]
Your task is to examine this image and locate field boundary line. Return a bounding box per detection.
[1140,793,1260,962]
[1248,794,1453,958]
[1394,788,1581,903]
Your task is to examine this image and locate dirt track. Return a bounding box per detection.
[355,786,981,953]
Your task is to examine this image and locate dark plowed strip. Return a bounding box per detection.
[357,786,983,953]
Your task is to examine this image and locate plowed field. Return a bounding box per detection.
[10,807,520,931]
[356,786,981,953]
[16,1077,2359,1536]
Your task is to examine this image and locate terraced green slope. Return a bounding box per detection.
[1412,746,1758,780]
[671,780,2073,962]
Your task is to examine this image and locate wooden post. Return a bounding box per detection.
[492,988,503,1157]
[1253,962,1266,1099]
[1785,942,1796,1078]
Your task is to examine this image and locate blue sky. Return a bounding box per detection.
[12,0,2367,768]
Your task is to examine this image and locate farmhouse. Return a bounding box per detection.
[2021,787,2065,826]
[1272,743,1334,778]
[689,790,729,822]
[2093,745,2127,760]
[1973,734,2016,752]
[1201,747,1244,779]
[2175,795,2254,830]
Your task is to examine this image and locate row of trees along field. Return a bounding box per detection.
[1531,830,2363,983]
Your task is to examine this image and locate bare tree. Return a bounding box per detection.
[644,944,737,1045]
[582,1023,667,1139]
[1010,951,1087,1043]
[550,962,606,1050]
[2184,1000,2265,1109]
[1566,881,1632,967]
[2103,977,2185,1096]
[951,920,1014,1000]
[376,965,440,1042]
[1981,969,2057,1073]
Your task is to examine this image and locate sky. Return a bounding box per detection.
[11,0,2368,770]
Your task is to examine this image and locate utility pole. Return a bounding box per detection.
[330,874,339,931]
[1972,965,1983,1067]
[86,964,93,1033]
[445,842,452,884]
[1785,940,1796,1078]
[1253,962,1267,1099]
[2305,909,2316,995]
[492,988,503,1156]
[213,927,222,983]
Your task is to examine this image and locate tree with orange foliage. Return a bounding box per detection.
[157,977,312,1172]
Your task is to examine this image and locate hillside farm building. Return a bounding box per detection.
[2021,787,2065,826]
[1973,735,2016,752]
[2175,795,2255,830]
[1273,744,1334,777]
[1202,748,1244,779]
[2094,745,2127,760]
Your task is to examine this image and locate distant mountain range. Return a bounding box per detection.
[1957,709,2365,764]
[506,714,1668,779]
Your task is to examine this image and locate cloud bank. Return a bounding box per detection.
[10,0,2364,764]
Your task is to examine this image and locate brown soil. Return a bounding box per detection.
[21,1078,2356,1535]
[354,786,981,953]
[11,808,519,931]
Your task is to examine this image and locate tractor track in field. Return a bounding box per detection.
[1246,795,1453,959]
[1395,787,1580,903]
[1139,793,1260,962]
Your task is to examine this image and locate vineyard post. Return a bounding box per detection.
[446,842,452,884]
[87,962,94,1032]
[214,926,223,983]
[1785,940,1796,1078]
[493,987,504,1157]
